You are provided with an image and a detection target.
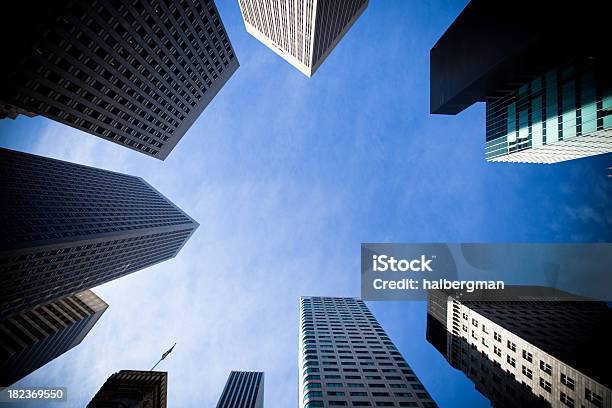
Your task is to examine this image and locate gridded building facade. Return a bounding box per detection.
[87,370,168,407]
[0,148,198,320]
[426,287,611,408]
[485,60,612,163]
[0,0,238,160]
[216,371,264,408]
[238,0,368,77]
[299,296,437,408]
[0,289,107,387]
[430,0,611,164]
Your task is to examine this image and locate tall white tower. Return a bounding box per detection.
[299,296,438,407]
[238,0,368,77]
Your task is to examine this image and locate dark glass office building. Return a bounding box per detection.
[0,148,198,320]
[87,370,168,407]
[0,289,107,387]
[426,286,611,407]
[216,371,264,408]
[0,0,238,160]
[430,0,611,163]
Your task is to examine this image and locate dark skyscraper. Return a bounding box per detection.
[426,286,611,408]
[0,0,238,160]
[216,371,264,408]
[430,0,611,163]
[0,289,107,387]
[87,370,168,408]
[0,147,198,320]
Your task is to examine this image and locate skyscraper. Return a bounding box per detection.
[0,0,238,160]
[0,148,198,320]
[216,371,264,408]
[426,286,611,408]
[0,290,107,387]
[430,0,611,163]
[238,0,368,77]
[299,296,437,408]
[87,370,168,408]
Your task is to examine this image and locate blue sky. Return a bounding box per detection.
[1,0,611,407]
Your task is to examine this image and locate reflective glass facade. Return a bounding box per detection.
[485,60,612,163]
[0,148,198,320]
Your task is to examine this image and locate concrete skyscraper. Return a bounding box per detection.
[0,0,238,160]
[0,290,107,387]
[299,296,437,408]
[87,370,168,407]
[430,0,611,163]
[426,286,611,408]
[238,0,368,77]
[0,148,198,320]
[216,371,264,408]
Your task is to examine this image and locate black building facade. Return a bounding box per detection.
[88,370,168,407]
[0,0,238,160]
[216,371,264,408]
[0,148,198,320]
[0,290,107,387]
[430,0,611,163]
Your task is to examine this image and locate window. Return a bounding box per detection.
[494,332,501,342]
[522,350,533,363]
[327,391,345,396]
[507,340,516,352]
[539,361,552,375]
[585,389,603,408]
[494,346,501,357]
[522,366,532,379]
[560,391,575,408]
[539,378,551,393]
[482,337,488,347]
[304,391,322,399]
[471,318,478,327]
[507,356,516,367]
[560,373,574,390]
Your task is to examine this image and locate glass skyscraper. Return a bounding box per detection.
[430,0,611,164]
[485,60,612,163]
[0,147,198,320]
[299,296,437,408]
